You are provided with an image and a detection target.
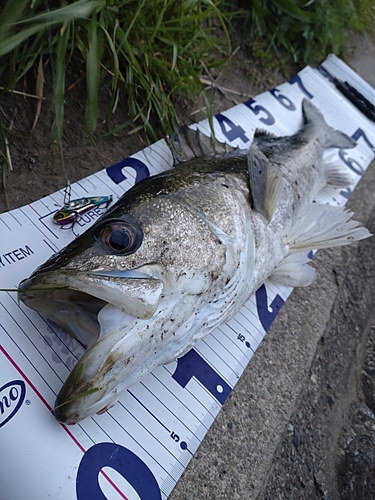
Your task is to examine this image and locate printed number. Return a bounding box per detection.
[244,98,275,126]
[172,348,232,405]
[351,128,375,154]
[289,74,313,99]
[338,128,375,176]
[106,157,150,185]
[76,442,161,500]
[270,88,296,111]
[215,113,250,143]
[338,150,364,176]
[255,284,285,332]
[340,187,352,200]
[170,431,180,443]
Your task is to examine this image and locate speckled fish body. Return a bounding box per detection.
[19,99,370,423]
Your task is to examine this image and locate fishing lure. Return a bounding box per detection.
[53,195,113,226]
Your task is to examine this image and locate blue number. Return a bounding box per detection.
[106,157,150,185]
[215,113,250,143]
[172,348,232,405]
[270,88,296,111]
[338,150,364,176]
[289,74,313,99]
[244,99,275,126]
[255,284,284,332]
[237,333,245,342]
[76,442,161,500]
[351,128,375,154]
[170,431,180,442]
[337,127,375,176]
[340,187,352,200]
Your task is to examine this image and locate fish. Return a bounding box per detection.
[19,99,371,424]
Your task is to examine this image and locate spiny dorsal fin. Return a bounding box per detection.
[269,253,315,287]
[167,126,239,164]
[248,142,283,221]
[287,203,371,252]
[254,129,278,139]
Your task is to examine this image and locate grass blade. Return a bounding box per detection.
[31,54,44,132]
[0,114,9,209]
[54,22,71,143]
[15,0,102,26]
[85,11,102,135]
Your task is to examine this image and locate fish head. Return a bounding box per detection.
[19,182,229,423]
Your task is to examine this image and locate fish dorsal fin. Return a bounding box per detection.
[254,129,278,139]
[167,126,239,164]
[287,203,371,252]
[269,253,315,287]
[248,142,283,221]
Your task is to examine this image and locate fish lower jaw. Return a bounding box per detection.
[54,388,120,424]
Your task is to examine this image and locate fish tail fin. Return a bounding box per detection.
[302,99,356,150]
[167,126,239,164]
[287,203,371,252]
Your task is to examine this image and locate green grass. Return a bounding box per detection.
[0,0,372,146]
[0,0,374,205]
[226,0,375,64]
[0,0,230,142]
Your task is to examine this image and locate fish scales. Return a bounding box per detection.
[19,99,371,423]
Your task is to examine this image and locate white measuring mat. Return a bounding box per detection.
[1,55,375,500]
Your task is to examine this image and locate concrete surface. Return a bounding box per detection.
[169,34,375,500]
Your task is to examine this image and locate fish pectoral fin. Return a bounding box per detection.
[269,253,315,287]
[287,203,371,252]
[248,142,283,221]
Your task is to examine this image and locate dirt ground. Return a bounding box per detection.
[0,43,291,214]
[2,31,375,500]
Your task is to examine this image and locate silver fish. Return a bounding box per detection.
[19,99,370,424]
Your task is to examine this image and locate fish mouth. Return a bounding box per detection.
[19,269,163,348]
[19,268,165,422]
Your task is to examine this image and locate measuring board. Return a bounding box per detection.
[1,55,375,500]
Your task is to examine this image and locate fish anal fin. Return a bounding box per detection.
[269,253,316,287]
[287,203,371,252]
[248,142,283,221]
[324,153,353,188]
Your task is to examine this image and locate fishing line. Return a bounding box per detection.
[44,0,71,206]
[42,2,113,229]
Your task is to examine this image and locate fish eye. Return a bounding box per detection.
[97,219,142,254]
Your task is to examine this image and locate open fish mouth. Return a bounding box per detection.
[19,268,167,422]
[19,269,163,349]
